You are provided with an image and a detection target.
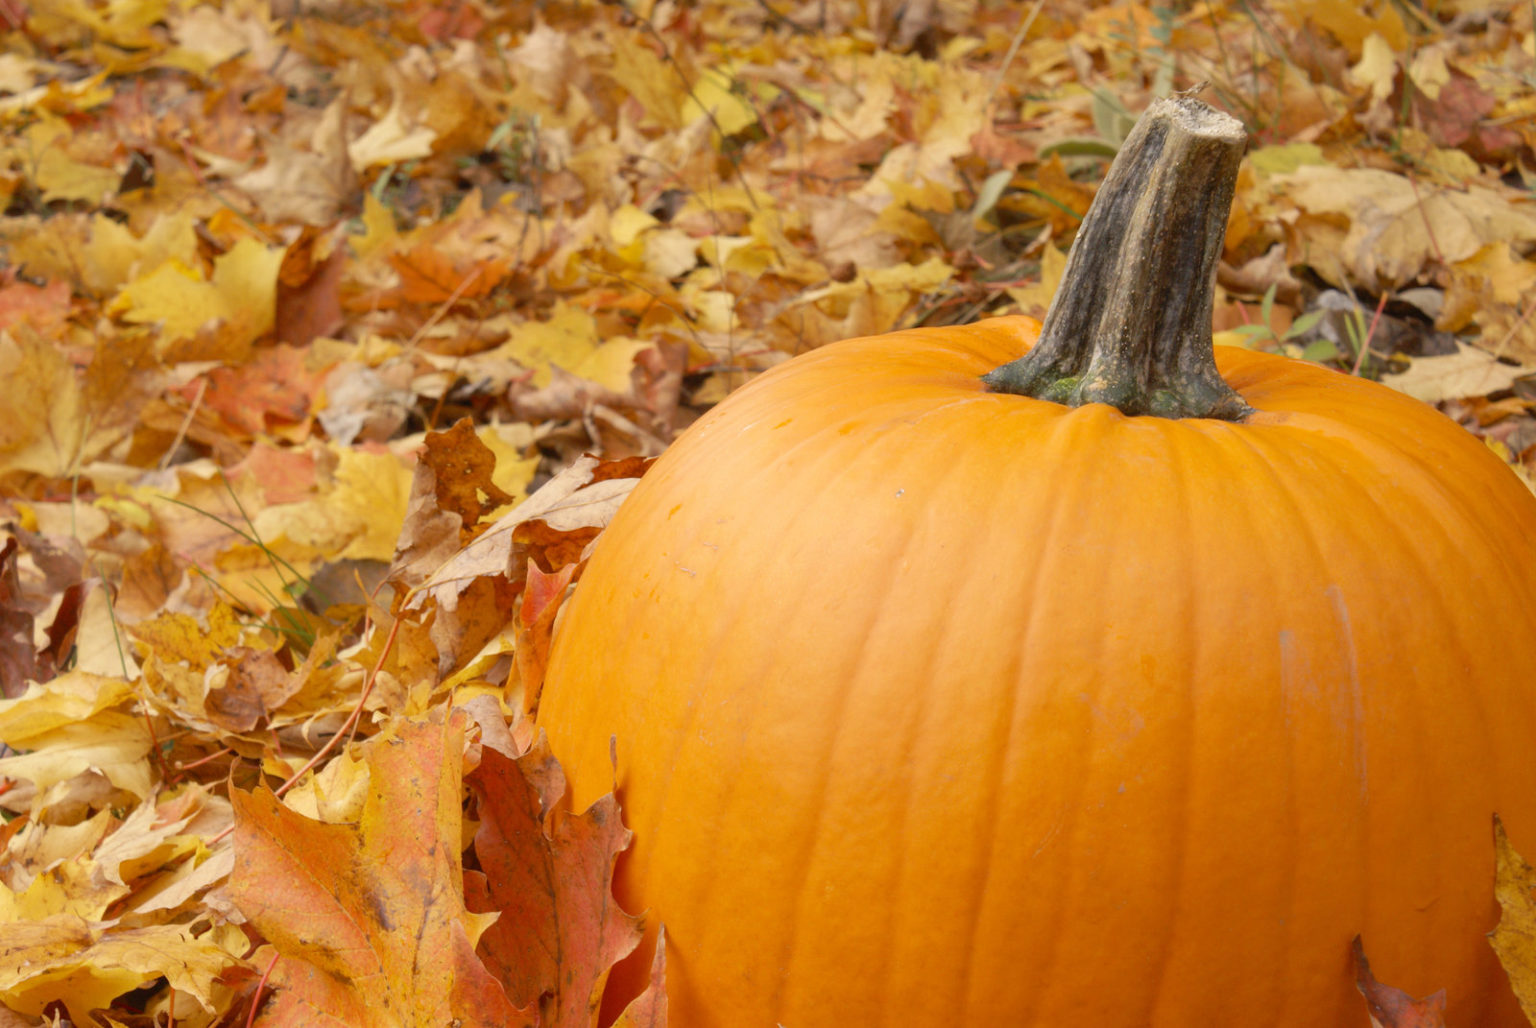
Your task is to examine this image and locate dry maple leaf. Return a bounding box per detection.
[464,729,643,1028]
[512,559,576,717]
[228,709,529,1028]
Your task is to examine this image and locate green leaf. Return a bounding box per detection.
[1038,138,1120,159]
[1283,310,1326,339]
[1301,338,1339,363]
[971,170,1014,222]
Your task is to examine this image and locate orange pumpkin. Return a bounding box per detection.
[536,99,1536,1026]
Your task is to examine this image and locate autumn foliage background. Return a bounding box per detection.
[1,0,1535,1025]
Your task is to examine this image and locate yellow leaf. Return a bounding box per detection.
[684,65,762,136]
[110,258,214,340]
[348,92,437,170]
[0,917,143,1027]
[211,235,281,335]
[0,328,89,480]
[279,747,371,823]
[1006,242,1067,319]
[353,191,401,260]
[1278,165,1536,286]
[1348,33,1398,104]
[0,713,155,798]
[642,227,700,279]
[1381,343,1535,403]
[1407,44,1452,101]
[0,672,138,745]
[0,917,238,1025]
[1279,0,1407,57]
[1492,818,1536,1023]
[609,44,685,129]
[1457,243,1536,306]
[82,210,200,298]
[28,0,168,49]
[489,302,611,388]
[109,237,281,355]
[27,118,120,204]
[609,204,660,250]
[1247,143,1328,176]
[128,602,243,671]
[475,426,539,510]
[579,337,653,394]
[253,447,413,562]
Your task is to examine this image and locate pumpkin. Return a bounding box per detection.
[536,97,1536,1026]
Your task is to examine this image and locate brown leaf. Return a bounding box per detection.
[0,537,42,699]
[384,244,511,306]
[204,646,299,733]
[423,417,516,534]
[465,730,642,1028]
[406,454,651,672]
[186,345,322,439]
[275,225,347,345]
[1352,936,1448,1028]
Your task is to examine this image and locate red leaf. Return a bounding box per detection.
[1353,936,1448,1028]
[514,558,577,715]
[465,731,643,1028]
[611,925,668,1028]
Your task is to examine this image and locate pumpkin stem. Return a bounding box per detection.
[983,96,1251,420]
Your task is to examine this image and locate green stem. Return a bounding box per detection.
[984,96,1251,421]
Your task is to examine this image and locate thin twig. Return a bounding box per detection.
[984,0,1045,116]
[160,378,207,471]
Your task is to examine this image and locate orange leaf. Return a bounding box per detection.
[386,243,510,305]
[274,224,346,345]
[229,710,528,1028]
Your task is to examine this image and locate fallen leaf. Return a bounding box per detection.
[228,710,529,1028]
[1380,343,1533,403]
[513,559,576,716]
[1278,165,1536,287]
[1351,936,1447,1027]
[610,925,668,1028]
[465,730,642,1027]
[1491,816,1536,1023]
[406,454,650,672]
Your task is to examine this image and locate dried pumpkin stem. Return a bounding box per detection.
[984,96,1251,420]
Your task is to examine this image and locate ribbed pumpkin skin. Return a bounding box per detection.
[536,316,1536,1027]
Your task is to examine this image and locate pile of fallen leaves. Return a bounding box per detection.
[1,0,1534,1024]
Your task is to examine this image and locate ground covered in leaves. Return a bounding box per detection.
[1,0,1535,1025]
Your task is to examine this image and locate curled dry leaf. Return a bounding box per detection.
[404,453,652,675]
[1353,937,1449,1028]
